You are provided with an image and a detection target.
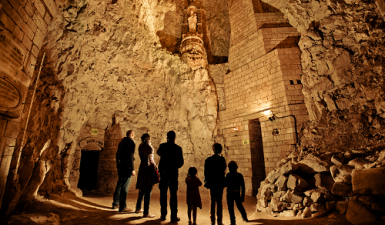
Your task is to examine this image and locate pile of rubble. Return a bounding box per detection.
[256,148,385,224]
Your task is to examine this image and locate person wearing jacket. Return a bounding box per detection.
[112,130,136,212]
[225,161,248,225]
[157,131,184,222]
[204,143,227,225]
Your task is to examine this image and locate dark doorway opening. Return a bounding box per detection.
[249,119,266,196]
[78,150,100,191]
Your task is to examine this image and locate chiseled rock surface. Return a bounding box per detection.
[352,167,385,196]
[275,175,288,191]
[297,154,332,174]
[8,213,60,225]
[269,197,286,212]
[330,165,354,184]
[331,155,345,166]
[3,0,229,215]
[332,182,353,196]
[280,210,297,217]
[287,174,309,192]
[337,201,349,215]
[348,158,369,169]
[263,0,385,155]
[346,201,378,225]
[302,207,312,218]
[314,172,334,192]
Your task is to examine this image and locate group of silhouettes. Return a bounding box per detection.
[112,130,249,225]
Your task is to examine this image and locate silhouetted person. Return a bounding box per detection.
[226,161,248,225]
[186,166,202,225]
[157,131,184,222]
[135,133,158,218]
[204,143,226,225]
[112,130,136,212]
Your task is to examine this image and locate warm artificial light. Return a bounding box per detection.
[263,109,273,116]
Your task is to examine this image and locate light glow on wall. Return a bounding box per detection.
[263,109,273,116]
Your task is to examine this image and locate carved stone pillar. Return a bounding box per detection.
[180,0,208,70]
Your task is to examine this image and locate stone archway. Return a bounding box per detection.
[69,129,105,195]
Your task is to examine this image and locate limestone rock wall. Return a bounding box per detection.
[260,0,385,151]
[1,0,223,216]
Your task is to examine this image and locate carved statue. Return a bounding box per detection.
[188,10,197,33]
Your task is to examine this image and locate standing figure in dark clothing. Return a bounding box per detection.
[135,133,158,218]
[112,130,136,212]
[157,131,184,222]
[226,161,248,225]
[204,143,226,225]
[186,166,202,225]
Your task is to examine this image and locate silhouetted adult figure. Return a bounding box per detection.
[112,130,136,212]
[157,131,184,222]
[135,133,159,218]
[204,143,227,225]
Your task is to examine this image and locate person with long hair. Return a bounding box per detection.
[135,133,159,218]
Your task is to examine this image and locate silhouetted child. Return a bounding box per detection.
[185,166,202,225]
[226,161,248,225]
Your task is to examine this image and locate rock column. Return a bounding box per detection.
[96,123,122,193]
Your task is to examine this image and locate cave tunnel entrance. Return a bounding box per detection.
[78,150,100,191]
[248,119,266,196]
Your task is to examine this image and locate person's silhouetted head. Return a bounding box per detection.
[228,161,238,173]
[127,130,135,139]
[188,166,197,177]
[213,143,222,154]
[141,133,150,144]
[167,131,176,143]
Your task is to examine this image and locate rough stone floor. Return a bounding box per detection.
[22,190,354,225]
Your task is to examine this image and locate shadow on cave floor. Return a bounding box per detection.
[14,190,353,225]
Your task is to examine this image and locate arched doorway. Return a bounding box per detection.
[77,141,103,191]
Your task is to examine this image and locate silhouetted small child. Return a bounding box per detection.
[185,166,202,225]
[225,161,248,225]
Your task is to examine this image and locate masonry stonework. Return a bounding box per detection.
[0,0,59,209]
[221,0,308,196]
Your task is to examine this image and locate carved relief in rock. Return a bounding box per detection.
[180,1,207,70]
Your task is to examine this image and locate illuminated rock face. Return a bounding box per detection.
[1,0,223,215]
[1,0,385,221]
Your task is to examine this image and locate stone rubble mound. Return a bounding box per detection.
[256,148,385,224]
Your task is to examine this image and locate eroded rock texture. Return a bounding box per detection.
[2,0,229,216]
[262,0,385,152]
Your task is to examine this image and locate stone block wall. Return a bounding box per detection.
[220,48,308,195]
[222,0,309,196]
[0,0,58,70]
[0,0,58,208]
[255,12,288,29]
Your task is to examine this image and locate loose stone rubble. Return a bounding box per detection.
[256,148,385,224]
